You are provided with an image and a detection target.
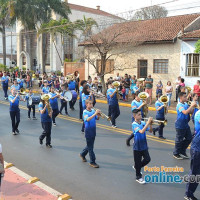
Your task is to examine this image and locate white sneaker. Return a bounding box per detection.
[53,123,57,126]
[132,166,143,174]
[136,178,146,184]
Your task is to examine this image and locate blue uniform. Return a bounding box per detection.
[17,78,23,88]
[68,80,76,90]
[42,86,50,94]
[79,86,83,120]
[132,121,149,151]
[173,102,192,156]
[38,102,52,123]
[60,90,68,115]
[11,84,20,91]
[82,93,90,110]
[175,102,190,129]
[132,86,140,94]
[1,76,9,98]
[49,92,58,110]
[79,86,83,103]
[185,110,200,198]
[106,89,111,117]
[8,95,21,133]
[107,88,118,106]
[25,94,34,107]
[131,100,143,122]
[192,102,199,122]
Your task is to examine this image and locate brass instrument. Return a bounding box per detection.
[90,88,106,99]
[187,101,200,109]
[41,94,51,114]
[112,81,120,99]
[143,118,168,126]
[159,95,169,115]
[137,78,145,92]
[186,86,192,94]
[93,108,111,121]
[138,92,149,117]
[65,73,75,81]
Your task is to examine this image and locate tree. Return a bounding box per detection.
[133,5,168,20]
[79,25,141,94]
[12,0,70,71]
[195,40,200,53]
[0,0,12,66]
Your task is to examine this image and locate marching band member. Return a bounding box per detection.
[173,92,196,160]
[81,85,94,133]
[184,109,200,200]
[17,76,24,89]
[25,89,37,120]
[153,93,166,139]
[79,99,101,168]
[191,93,199,124]
[8,88,25,135]
[133,81,140,94]
[11,79,20,91]
[68,79,76,110]
[49,87,60,126]
[79,80,87,121]
[1,71,9,100]
[106,82,112,120]
[60,85,69,116]
[42,80,50,94]
[39,96,52,148]
[132,109,153,184]
[107,80,120,128]
[126,91,145,146]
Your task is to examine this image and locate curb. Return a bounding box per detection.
[0,86,177,114]
[4,161,72,200]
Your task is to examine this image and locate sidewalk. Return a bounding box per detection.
[1,169,57,200]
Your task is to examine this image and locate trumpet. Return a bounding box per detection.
[41,94,51,114]
[90,88,106,99]
[187,101,200,109]
[159,95,169,115]
[143,118,168,126]
[138,92,149,117]
[65,73,75,81]
[186,86,192,93]
[93,108,111,121]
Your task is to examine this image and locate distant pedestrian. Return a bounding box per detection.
[156,81,163,100]
[174,76,181,102]
[145,75,153,104]
[165,81,173,107]
[193,80,200,104]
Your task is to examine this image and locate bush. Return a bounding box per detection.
[64,58,72,62]
[0,64,8,71]
[56,70,61,76]
[195,40,200,53]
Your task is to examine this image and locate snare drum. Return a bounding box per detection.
[71,90,77,101]
[29,96,41,106]
[63,91,72,102]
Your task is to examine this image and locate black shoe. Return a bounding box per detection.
[153,128,156,135]
[126,139,130,146]
[39,139,43,145]
[46,144,52,148]
[184,196,198,200]
[180,153,189,159]
[159,136,166,139]
[173,154,183,160]
[79,154,87,162]
[89,163,99,168]
[15,129,20,134]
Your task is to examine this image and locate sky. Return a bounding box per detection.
[69,0,200,18]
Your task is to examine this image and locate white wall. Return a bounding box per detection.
[180,40,199,87]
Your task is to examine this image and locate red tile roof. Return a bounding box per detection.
[68,3,121,19]
[181,29,200,39]
[80,13,200,45]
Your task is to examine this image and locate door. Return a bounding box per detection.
[138,60,147,78]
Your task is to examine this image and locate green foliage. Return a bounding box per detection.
[64,58,72,62]
[0,63,7,71]
[56,70,61,76]
[195,40,200,53]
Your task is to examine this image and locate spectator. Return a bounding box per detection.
[174,76,181,102]
[60,73,65,85]
[35,69,40,78]
[180,78,185,87]
[156,81,163,100]
[121,86,126,101]
[0,71,3,78]
[93,77,98,90]
[124,74,130,101]
[54,77,60,90]
[130,75,137,100]
[145,74,153,104]
[193,80,200,104]
[165,81,173,107]
[115,73,121,81]
[0,143,4,187]
[74,71,80,94]
[26,73,31,88]
[97,76,102,93]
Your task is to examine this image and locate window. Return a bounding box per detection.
[186,53,200,77]
[153,59,168,74]
[96,59,114,74]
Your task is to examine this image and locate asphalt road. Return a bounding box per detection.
[0,90,199,200]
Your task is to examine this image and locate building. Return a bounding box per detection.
[16,2,122,72]
[81,13,200,98]
[0,25,17,67]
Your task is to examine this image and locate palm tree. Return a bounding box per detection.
[12,0,71,71]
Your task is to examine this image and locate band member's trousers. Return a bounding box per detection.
[69,100,76,109]
[110,104,120,126]
[134,149,151,179]
[40,122,52,145]
[108,105,111,117]
[52,109,59,123]
[60,102,68,114]
[173,127,192,155]
[3,85,8,98]
[154,117,165,137]
[10,110,20,132]
[185,149,200,198]
[28,106,35,118]
[79,102,83,119]
[81,137,96,164]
